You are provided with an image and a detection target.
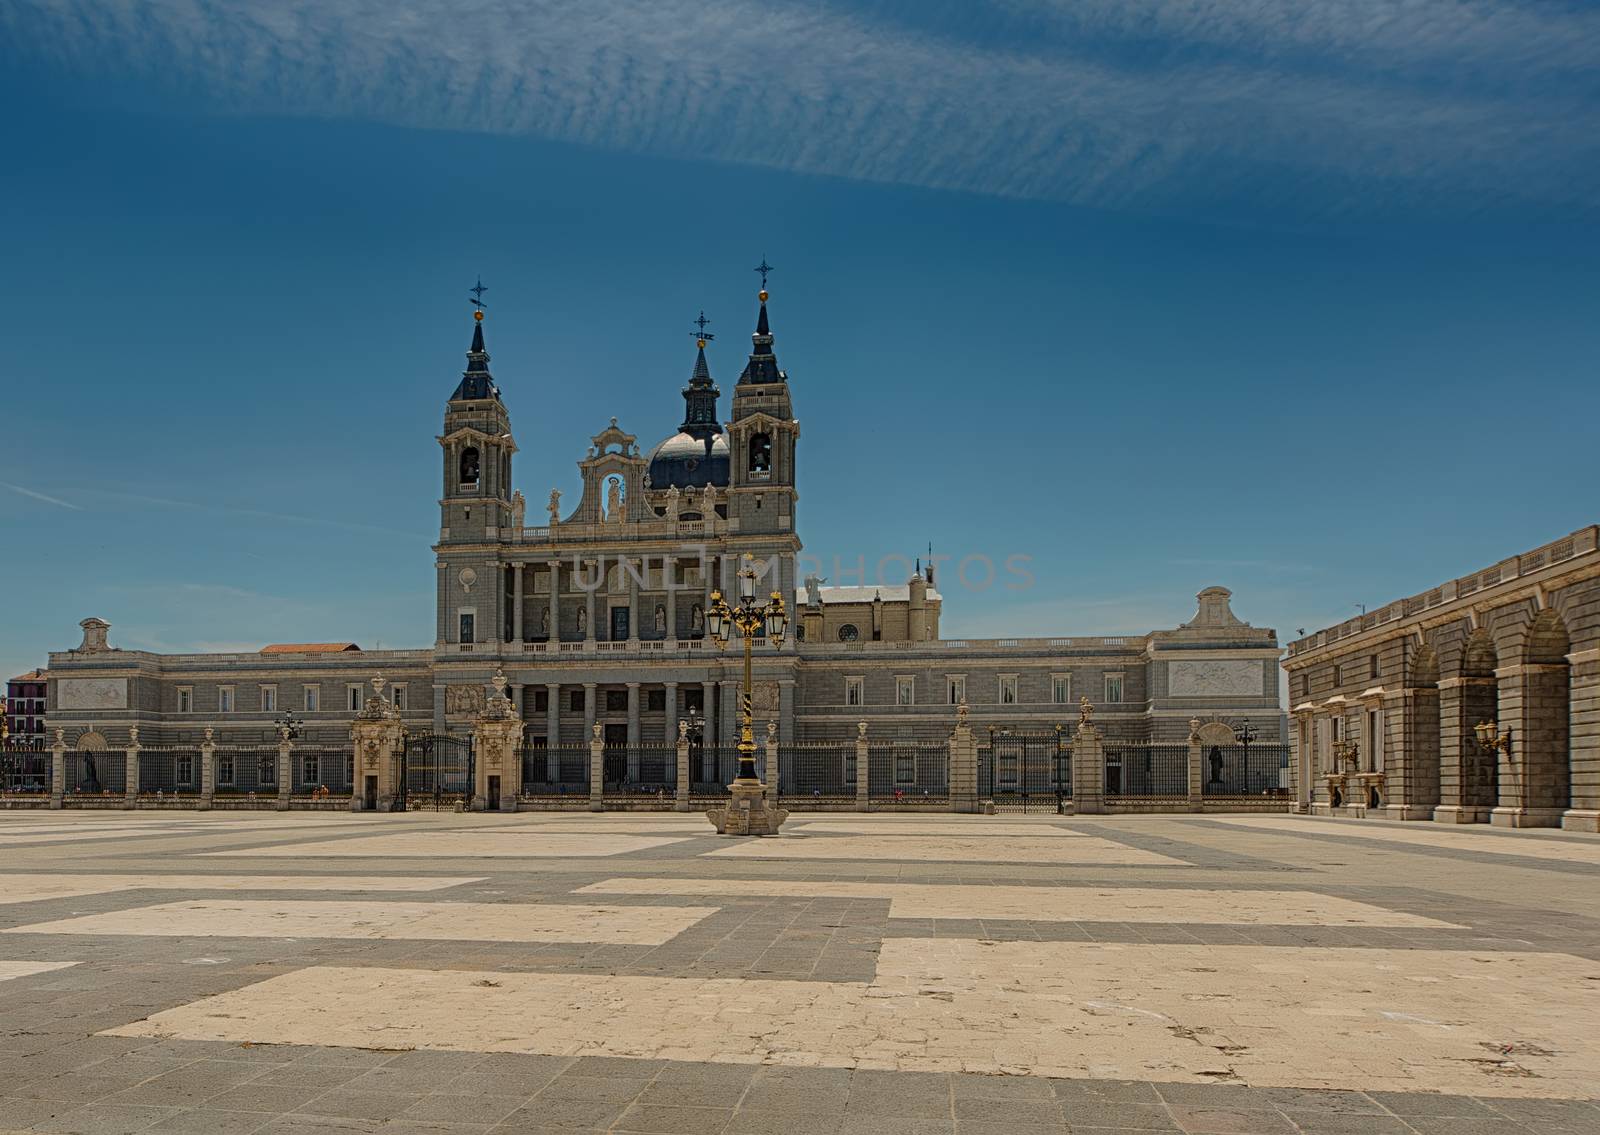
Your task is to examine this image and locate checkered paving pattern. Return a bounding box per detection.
[0,809,1596,1133]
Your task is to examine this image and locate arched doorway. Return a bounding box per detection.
[1440,631,1498,823]
[1494,610,1571,828]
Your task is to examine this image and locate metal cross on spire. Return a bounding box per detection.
[754,257,774,289]
[468,277,489,312]
[692,310,715,344]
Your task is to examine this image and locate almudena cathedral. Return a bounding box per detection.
[35,282,1297,811]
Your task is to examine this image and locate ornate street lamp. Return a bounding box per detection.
[705,553,788,784]
[1473,720,1512,755]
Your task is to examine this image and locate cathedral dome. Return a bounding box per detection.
[646,430,730,491]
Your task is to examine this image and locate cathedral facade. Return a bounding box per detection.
[40,283,1283,780]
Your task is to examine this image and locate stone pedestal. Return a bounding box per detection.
[276,740,293,811]
[948,704,977,814]
[854,722,870,813]
[675,725,691,813]
[589,725,605,812]
[707,779,789,836]
[125,728,141,809]
[49,733,65,809]
[198,733,216,811]
[1072,716,1104,814]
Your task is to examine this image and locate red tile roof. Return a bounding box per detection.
[259,643,362,655]
[8,669,47,683]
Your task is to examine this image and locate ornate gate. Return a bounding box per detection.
[400,733,473,810]
[980,727,1071,812]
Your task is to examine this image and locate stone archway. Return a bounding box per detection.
[1492,610,1571,828]
[72,730,109,794]
[1437,631,1498,823]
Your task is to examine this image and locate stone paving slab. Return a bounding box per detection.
[1206,816,1600,866]
[704,834,1188,865]
[206,832,696,858]
[0,875,485,905]
[101,940,1600,1097]
[576,878,1462,927]
[3,899,720,945]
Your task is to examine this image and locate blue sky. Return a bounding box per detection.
[1,0,1597,684]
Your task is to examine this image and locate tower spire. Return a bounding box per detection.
[450,279,500,402]
[738,259,784,387]
[680,310,720,434]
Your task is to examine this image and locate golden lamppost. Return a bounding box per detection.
[705,553,788,785]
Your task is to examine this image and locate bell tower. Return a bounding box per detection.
[727,260,801,603]
[435,282,517,652]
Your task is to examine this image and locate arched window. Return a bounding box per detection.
[837,623,859,643]
[459,447,481,486]
[749,433,772,474]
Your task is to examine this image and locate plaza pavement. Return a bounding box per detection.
[0,809,1597,1133]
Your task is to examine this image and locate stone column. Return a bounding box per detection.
[675,720,691,812]
[1492,662,1569,828]
[626,682,641,783]
[588,723,604,812]
[664,682,679,744]
[511,562,524,645]
[547,560,561,641]
[948,704,977,813]
[627,557,640,644]
[199,730,216,811]
[1564,648,1600,832]
[584,559,598,643]
[664,554,678,643]
[701,680,717,758]
[49,730,65,809]
[582,682,597,739]
[1187,720,1204,812]
[855,721,870,812]
[125,726,140,809]
[276,734,293,811]
[720,679,739,749]
[1437,677,1495,823]
[1381,687,1439,820]
[1072,717,1105,815]
[546,683,561,782]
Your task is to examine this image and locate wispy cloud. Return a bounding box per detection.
[1,481,83,510]
[6,0,1596,216]
[78,488,415,539]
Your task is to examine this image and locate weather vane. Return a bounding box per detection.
[469,277,489,313]
[754,256,774,290]
[692,310,715,346]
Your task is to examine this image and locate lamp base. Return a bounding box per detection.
[707,780,788,836]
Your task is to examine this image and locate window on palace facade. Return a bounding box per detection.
[218,754,235,787]
[1104,674,1124,704]
[896,677,915,706]
[261,686,277,713]
[1332,663,1343,687]
[218,686,235,713]
[838,623,860,643]
[999,676,1018,705]
[1052,674,1071,704]
[571,689,586,711]
[845,677,864,706]
[391,685,406,711]
[459,613,476,645]
[177,687,192,714]
[259,755,276,785]
[347,685,363,712]
[304,685,320,712]
[947,675,965,705]
[647,689,666,712]
[1369,654,1380,680]
[533,689,549,712]
[176,754,193,784]
[302,754,320,785]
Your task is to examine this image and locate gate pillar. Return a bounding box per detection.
[1072,699,1105,815]
[125,726,141,810]
[764,723,779,805]
[350,676,406,812]
[49,729,65,809]
[1187,719,1204,812]
[675,721,691,812]
[473,671,521,812]
[275,732,293,811]
[854,721,870,813]
[588,724,605,812]
[198,731,216,811]
[948,703,978,814]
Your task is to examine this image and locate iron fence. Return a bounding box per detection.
[603,745,677,801]
[0,743,48,793]
[867,741,949,803]
[401,734,473,805]
[1201,742,1289,797]
[1104,743,1189,798]
[65,750,126,796]
[137,748,201,796]
[781,741,854,802]
[520,743,591,797]
[690,745,738,797]
[213,748,280,795]
[292,748,354,794]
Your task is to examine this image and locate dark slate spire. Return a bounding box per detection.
[450,311,501,402]
[680,315,721,436]
[738,285,785,386]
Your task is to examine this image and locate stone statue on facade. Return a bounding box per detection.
[540,607,551,637]
[665,485,680,519]
[510,490,526,530]
[804,574,826,607]
[606,477,623,523]
[547,489,561,526]
[1078,695,1094,726]
[577,606,588,636]
[654,605,667,635]
[691,604,704,634]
